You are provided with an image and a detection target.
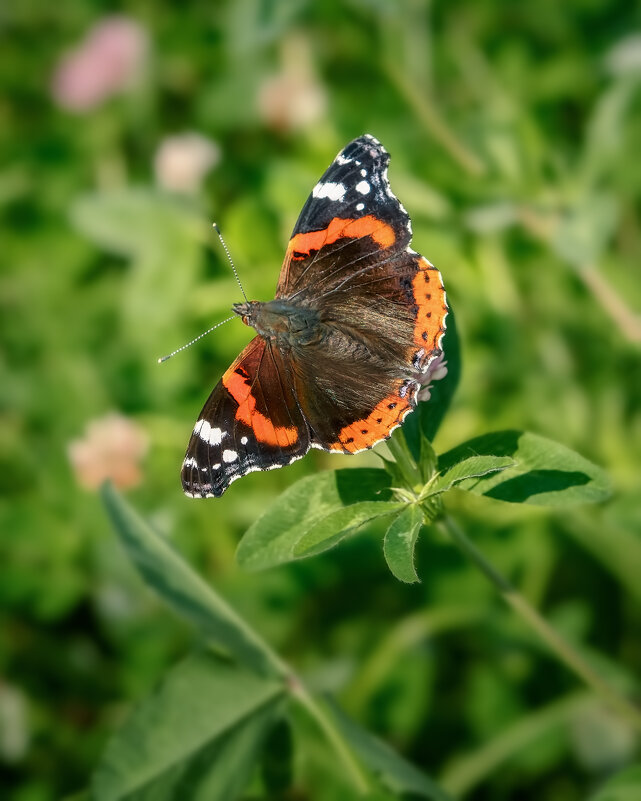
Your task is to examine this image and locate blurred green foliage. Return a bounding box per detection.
[1,1,640,799]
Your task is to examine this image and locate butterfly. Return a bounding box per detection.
[182,134,448,497]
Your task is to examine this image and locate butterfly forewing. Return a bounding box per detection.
[181,337,310,497]
[277,135,412,299]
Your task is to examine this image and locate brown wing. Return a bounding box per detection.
[181,337,310,497]
[273,136,448,453]
[289,250,448,453]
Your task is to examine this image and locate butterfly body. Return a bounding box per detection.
[182,135,448,498]
[233,300,322,347]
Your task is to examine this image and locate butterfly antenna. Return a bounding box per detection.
[157,315,236,364]
[212,222,248,303]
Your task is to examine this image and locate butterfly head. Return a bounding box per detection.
[232,300,256,327]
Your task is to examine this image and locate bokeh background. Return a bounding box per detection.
[1,1,641,799]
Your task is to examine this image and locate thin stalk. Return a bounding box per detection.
[386,433,422,489]
[440,516,641,732]
[517,206,641,344]
[440,691,594,796]
[348,605,482,715]
[386,61,487,177]
[289,679,372,795]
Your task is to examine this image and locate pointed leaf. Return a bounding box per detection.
[383,505,424,583]
[93,650,286,801]
[71,188,201,258]
[429,456,515,495]
[293,501,405,558]
[438,431,611,506]
[237,469,391,570]
[101,483,281,676]
[326,701,454,801]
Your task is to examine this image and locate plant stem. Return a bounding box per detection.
[348,605,482,715]
[102,483,374,794]
[386,61,487,177]
[386,432,422,488]
[517,206,641,344]
[289,679,372,795]
[440,691,593,796]
[440,516,641,732]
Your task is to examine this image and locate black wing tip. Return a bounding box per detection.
[355,133,384,148]
[339,134,389,164]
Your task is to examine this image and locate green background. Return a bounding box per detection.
[1,1,640,799]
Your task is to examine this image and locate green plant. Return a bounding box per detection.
[92,311,638,800]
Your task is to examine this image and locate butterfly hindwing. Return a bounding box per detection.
[287,249,447,452]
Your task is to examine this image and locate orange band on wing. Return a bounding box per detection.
[330,386,413,453]
[223,368,298,448]
[288,215,396,259]
[411,257,448,354]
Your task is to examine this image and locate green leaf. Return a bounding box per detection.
[403,305,461,461]
[101,483,282,676]
[428,455,515,495]
[71,189,205,375]
[589,764,641,801]
[71,188,201,259]
[326,701,454,801]
[438,431,611,506]
[293,501,405,558]
[237,468,392,571]
[93,650,286,801]
[383,505,424,583]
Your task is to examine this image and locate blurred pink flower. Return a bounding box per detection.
[154,133,220,193]
[257,34,327,132]
[68,413,149,490]
[52,16,148,112]
[417,352,448,403]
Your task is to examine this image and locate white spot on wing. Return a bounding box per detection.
[240,436,248,445]
[183,457,198,469]
[222,449,238,463]
[313,181,346,201]
[356,202,365,211]
[360,168,367,176]
[195,419,225,446]
[355,180,370,195]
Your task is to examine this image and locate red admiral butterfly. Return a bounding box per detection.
[182,135,448,497]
